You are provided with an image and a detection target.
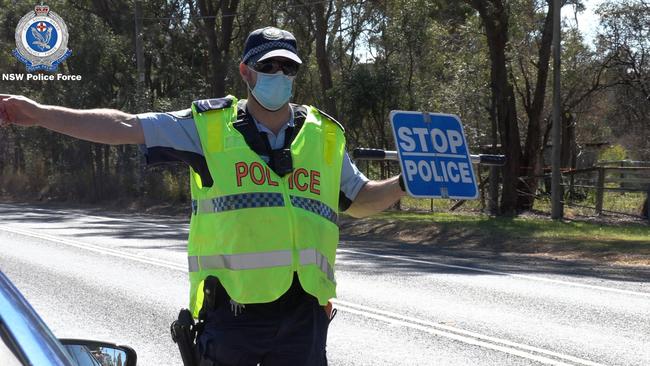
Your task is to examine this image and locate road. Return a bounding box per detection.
[0,203,649,365]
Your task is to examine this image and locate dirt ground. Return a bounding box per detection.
[338,214,650,267]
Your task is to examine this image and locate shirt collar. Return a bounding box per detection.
[251,105,294,136]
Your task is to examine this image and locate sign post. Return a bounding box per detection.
[390,111,478,199]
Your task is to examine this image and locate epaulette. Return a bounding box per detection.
[290,103,308,119]
[168,108,192,119]
[192,97,234,113]
[315,107,345,132]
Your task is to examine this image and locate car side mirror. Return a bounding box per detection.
[59,339,137,366]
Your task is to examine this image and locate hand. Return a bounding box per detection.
[0,94,42,128]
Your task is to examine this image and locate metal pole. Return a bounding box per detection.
[551,0,563,220]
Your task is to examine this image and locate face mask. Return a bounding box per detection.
[247,68,294,111]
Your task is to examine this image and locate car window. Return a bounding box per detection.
[0,270,74,365]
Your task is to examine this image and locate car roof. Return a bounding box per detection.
[0,270,74,366]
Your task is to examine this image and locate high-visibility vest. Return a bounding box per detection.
[187,96,345,317]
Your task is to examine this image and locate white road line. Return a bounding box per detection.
[338,248,650,298]
[0,204,188,231]
[333,300,605,366]
[3,204,644,298]
[337,305,578,366]
[0,225,186,272]
[0,224,608,365]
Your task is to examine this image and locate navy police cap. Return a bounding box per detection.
[242,27,302,65]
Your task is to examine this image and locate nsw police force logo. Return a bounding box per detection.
[13,4,72,72]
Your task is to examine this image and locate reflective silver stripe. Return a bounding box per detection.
[192,192,285,214]
[188,256,199,272]
[189,249,335,282]
[299,248,335,283]
[188,250,293,272]
[290,196,338,224]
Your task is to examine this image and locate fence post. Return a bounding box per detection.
[595,167,605,215]
[646,187,649,224]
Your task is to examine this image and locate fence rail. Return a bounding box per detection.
[353,151,649,220]
[564,166,650,216]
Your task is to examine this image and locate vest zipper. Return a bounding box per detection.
[281,178,300,272]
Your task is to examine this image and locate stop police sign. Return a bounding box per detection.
[390,111,478,199]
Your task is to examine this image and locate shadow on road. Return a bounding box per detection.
[0,203,189,251]
[338,237,650,284]
[2,202,649,284]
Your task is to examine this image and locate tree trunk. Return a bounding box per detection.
[471,0,522,215]
[518,1,555,210]
[488,90,500,215]
[93,144,104,200]
[196,0,239,97]
[13,138,24,172]
[560,112,575,169]
[313,2,339,118]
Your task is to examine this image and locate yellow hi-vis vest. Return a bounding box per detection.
[187,96,345,317]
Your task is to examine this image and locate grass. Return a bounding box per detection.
[399,196,483,211]
[354,164,648,263]
[339,210,649,265]
[533,191,647,217]
[399,190,647,218]
[367,211,650,244]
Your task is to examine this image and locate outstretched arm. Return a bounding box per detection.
[344,175,406,218]
[0,94,144,145]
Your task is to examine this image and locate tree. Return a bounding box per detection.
[190,0,240,97]
[509,0,557,209]
[596,0,650,160]
[309,0,341,118]
[465,0,522,214]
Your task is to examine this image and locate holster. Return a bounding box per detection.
[198,275,228,319]
[171,276,228,366]
[171,308,199,366]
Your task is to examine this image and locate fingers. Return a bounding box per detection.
[1,95,33,127]
[0,98,11,127]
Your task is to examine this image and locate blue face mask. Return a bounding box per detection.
[248,68,294,111]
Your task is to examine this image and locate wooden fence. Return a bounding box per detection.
[563,164,650,217]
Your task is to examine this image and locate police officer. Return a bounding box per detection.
[0,26,406,365]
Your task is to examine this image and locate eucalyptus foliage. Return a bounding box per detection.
[0,0,646,215]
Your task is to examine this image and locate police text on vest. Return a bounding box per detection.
[235,162,321,194]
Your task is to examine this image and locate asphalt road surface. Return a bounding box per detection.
[0,203,649,365]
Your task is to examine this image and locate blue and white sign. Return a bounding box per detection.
[390,111,478,199]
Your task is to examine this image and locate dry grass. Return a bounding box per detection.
[340,211,650,266]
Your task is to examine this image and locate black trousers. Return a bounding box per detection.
[198,275,331,366]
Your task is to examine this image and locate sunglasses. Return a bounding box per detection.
[251,59,300,76]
